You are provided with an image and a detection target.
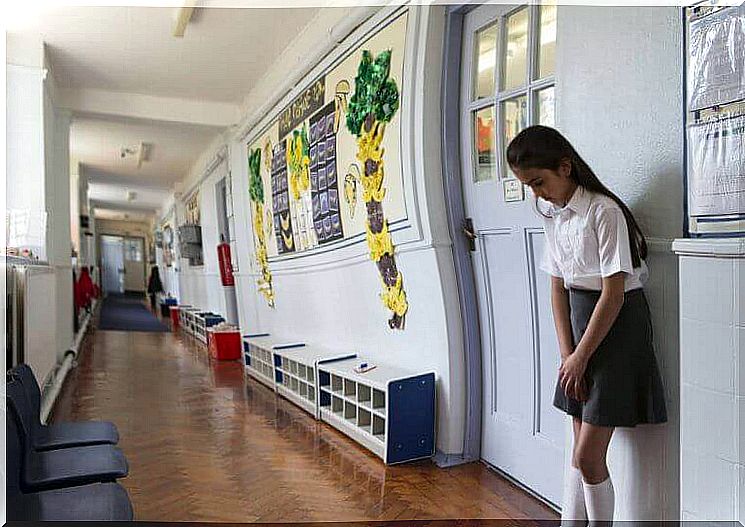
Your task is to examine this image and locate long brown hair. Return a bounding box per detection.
[506,125,647,267]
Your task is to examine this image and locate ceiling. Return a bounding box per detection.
[72,114,221,188]
[31,6,318,103]
[10,4,321,222]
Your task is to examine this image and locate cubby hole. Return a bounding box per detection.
[331,375,343,394]
[290,377,299,392]
[357,384,371,408]
[344,379,356,399]
[300,382,308,398]
[373,415,385,442]
[299,364,307,379]
[308,386,315,402]
[319,370,330,389]
[307,368,315,383]
[319,390,331,408]
[281,356,287,370]
[344,401,356,423]
[373,389,385,411]
[274,354,282,368]
[332,396,343,416]
[358,408,372,433]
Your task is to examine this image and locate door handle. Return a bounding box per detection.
[463,218,477,252]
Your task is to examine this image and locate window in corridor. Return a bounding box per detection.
[468,2,557,183]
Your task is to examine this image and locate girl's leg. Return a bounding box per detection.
[561,417,587,526]
[576,422,616,524]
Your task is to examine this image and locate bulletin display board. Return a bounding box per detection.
[247,12,408,258]
[684,4,745,236]
[246,11,412,328]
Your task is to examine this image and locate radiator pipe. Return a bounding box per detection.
[40,302,95,424]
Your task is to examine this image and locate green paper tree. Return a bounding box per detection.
[248,148,263,204]
[346,50,399,137]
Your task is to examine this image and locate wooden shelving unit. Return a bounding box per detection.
[273,345,355,418]
[318,358,435,464]
[242,334,279,390]
[193,312,224,343]
[241,334,436,464]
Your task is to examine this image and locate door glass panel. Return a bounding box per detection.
[473,106,497,182]
[537,86,555,127]
[502,8,529,91]
[474,23,498,100]
[124,239,143,262]
[538,2,557,79]
[501,95,527,178]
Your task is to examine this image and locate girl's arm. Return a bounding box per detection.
[550,275,574,360]
[572,272,625,364]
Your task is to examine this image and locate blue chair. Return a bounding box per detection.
[7,379,129,492]
[6,403,134,521]
[11,363,119,451]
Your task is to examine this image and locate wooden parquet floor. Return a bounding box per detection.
[51,325,560,524]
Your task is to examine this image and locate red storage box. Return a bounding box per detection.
[208,329,241,360]
[169,306,180,330]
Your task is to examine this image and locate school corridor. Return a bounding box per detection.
[5,2,744,524]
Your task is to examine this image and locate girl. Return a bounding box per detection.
[506,126,667,525]
[147,265,164,313]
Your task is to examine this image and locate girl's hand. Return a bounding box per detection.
[559,352,589,401]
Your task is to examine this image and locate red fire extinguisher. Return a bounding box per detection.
[217,239,235,287]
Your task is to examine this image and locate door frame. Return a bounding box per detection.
[442,5,563,511]
[99,233,125,294]
[98,233,147,293]
[440,4,482,465]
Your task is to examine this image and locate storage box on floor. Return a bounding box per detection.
[242,334,436,465]
[159,296,177,317]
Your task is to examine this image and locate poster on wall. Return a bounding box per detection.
[185,192,201,225]
[246,11,410,327]
[247,12,408,259]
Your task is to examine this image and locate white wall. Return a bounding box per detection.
[556,6,683,520]
[175,157,229,315]
[7,36,75,383]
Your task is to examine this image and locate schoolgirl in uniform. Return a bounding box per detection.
[506,126,668,525]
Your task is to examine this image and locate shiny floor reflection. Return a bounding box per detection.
[52,327,559,523]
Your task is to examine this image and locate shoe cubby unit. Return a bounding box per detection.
[272,345,355,418]
[193,312,224,343]
[317,358,436,464]
[178,307,198,335]
[242,334,277,390]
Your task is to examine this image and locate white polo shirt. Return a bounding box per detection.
[539,185,648,292]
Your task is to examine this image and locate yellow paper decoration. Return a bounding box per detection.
[366,220,394,262]
[381,272,408,318]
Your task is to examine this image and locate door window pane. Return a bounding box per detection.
[502,8,529,91]
[502,95,527,178]
[538,3,557,79]
[474,23,498,100]
[537,86,555,127]
[473,106,496,182]
[124,239,143,262]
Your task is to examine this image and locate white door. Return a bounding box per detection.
[101,235,124,294]
[460,4,564,506]
[123,237,145,292]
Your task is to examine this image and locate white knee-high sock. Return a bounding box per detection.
[560,465,588,527]
[582,475,615,525]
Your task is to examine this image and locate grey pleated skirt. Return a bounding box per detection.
[553,287,668,427]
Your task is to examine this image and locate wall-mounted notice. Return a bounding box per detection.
[688,5,745,111]
[247,11,408,259]
[688,113,745,216]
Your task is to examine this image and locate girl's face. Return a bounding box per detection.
[510,159,577,207]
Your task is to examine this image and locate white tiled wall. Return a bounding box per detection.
[674,241,744,523]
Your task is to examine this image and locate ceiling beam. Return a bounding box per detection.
[60,87,239,128]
